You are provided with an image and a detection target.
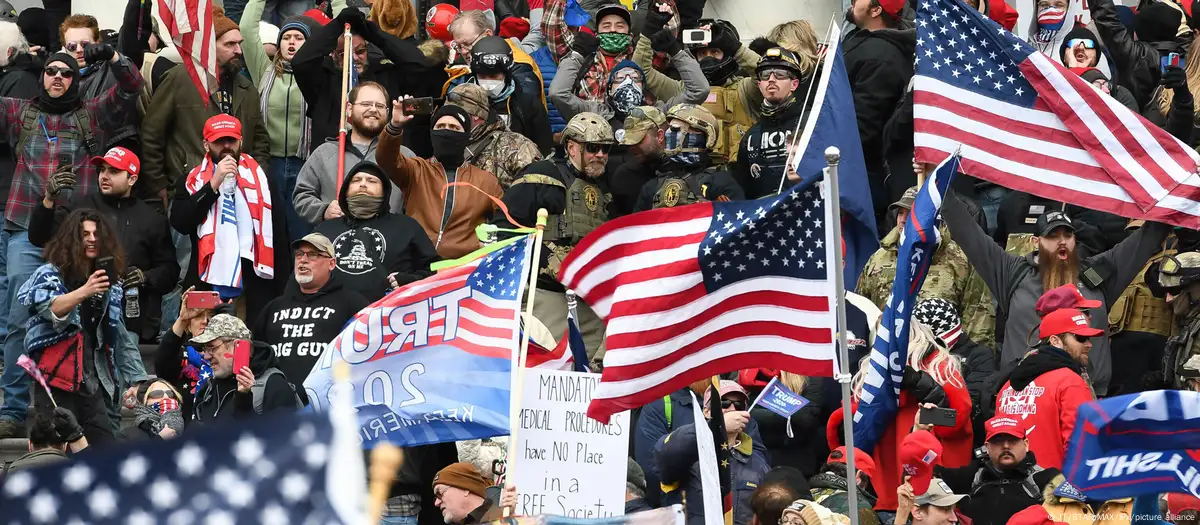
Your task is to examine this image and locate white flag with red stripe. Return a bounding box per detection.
[153,0,217,105]
[913,0,1200,227]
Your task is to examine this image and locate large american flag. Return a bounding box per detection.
[0,412,361,524]
[559,181,840,423]
[912,0,1200,228]
[154,0,217,104]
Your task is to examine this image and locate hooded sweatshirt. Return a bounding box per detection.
[314,161,440,302]
[994,343,1094,471]
[192,340,295,424]
[251,278,369,384]
[293,137,409,226]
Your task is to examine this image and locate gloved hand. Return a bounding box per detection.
[53,407,85,443]
[335,6,369,35]
[649,28,683,56]
[122,266,145,289]
[45,164,76,198]
[642,2,674,37]
[901,365,921,389]
[388,272,423,290]
[571,29,599,57]
[1163,66,1189,91]
[749,37,780,56]
[710,25,741,54]
[83,42,115,64]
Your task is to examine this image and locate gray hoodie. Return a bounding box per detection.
[293,137,409,226]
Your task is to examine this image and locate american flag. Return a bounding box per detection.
[0,412,362,524]
[559,181,840,423]
[154,0,217,105]
[912,0,1200,228]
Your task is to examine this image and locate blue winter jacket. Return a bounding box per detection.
[655,422,771,525]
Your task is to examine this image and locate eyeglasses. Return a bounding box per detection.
[583,143,612,155]
[65,40,92,53]
[200,340,228,355]
[1066,38,1096,49]
[146,389,179,401]
[354,102,388,111]
[44,66,75,79]
[295,250,332,261]
[612,70,642,83]
[721,399,747,411]
[757,68,797,82]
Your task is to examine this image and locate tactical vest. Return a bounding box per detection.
[511,163,610,244]
[702,84,754,166]
[1109,246,1176,337]
[651,170,709,209]
[1165,304,1200,388]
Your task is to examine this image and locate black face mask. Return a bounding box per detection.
[699,56,738,85]
[431,129,469,167]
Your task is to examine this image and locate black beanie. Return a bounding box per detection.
[1078,67,1109,84]
[1135,2,1182,43]
[1058,25,1100,65]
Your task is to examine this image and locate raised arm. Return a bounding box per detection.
[239,0,271,86]
[941,190,1020,300]
[541,0,572,63]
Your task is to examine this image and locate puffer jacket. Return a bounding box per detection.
[533,46,566,133]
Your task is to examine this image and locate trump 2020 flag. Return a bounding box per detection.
[852,154,959,452]
[1063,390,1200,500]
[304,235,533,447]
[792,22,878,291]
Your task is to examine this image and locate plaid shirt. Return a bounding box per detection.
[2,56,142,230]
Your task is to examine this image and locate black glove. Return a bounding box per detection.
[82,42,115,64]
[123,267,145,289]
[45,164,76,198]
[571,30,600,57]
[749,37,780,56]
[53,407,85,443]
[388,272,423,289]
[335,6,370,35]
[649,29,683,56]
[1163,66,1189,91]
[642,2,674,37]
[901,365,921,389]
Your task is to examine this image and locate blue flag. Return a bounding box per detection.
[1063,390,1200,500]
[754,377,811,419]
[851,154,959,452]
[567,310,589,373]
[304,236,533,447]
[795,25,879,290]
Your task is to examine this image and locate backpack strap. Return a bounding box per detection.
[71,107,98,155]
[664,395,673,430]
[15,105,98,156]
[251,367,303,414]
[16,104,40,154]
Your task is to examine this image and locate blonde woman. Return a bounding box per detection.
[826,322,974,514]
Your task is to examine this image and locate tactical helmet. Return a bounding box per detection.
[686,19,740,53]
[426,3,458,42]
[1157,251,1200,291]
[666,104,719,150]
[1182,354,1200,379]
[756,47,803,77]
[0,1,15,21]
[470,36,513,75]
[562,112,615,145]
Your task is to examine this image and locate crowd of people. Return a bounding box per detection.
[0,0,1199,524]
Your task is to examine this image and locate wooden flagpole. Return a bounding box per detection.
[335,23,353,199]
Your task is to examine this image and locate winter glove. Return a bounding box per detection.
[749,37,780,56]
[123,266,145,289]
[902,366,950,407]
[53,407,85,443]
[388,272,423,290]
[1163,66,1189,91]
[83,42,115,64]
[335,6,370,35]
[571,29,600,57]
[45,164,76,198]
[642,2,674,37]
[710,24,741,55]
[649,28,683,56]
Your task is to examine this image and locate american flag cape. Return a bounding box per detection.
[558,180,840,423]
[912,0,1200,228]
[153,0,218,105]
[852,155,959,452]
[304,235,533,447]
[0,412,363,524]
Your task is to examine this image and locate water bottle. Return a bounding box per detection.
[220,171,237,195]
[125,286,140,319]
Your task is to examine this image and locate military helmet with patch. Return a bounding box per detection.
[666,103,719,150]
[562,112,615,145]
[1157,251,1200,291]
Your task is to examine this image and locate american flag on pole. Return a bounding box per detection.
[154,0,217,105]
[852,154,958,452]
[912,0,1200,228]
[558,180,840,423]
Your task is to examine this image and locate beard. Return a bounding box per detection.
[208,146,242,163]
[351,112,385,138]
[219,55,243,78]
[295,272,314,285]
[1039,246,1080,291]
[844,7,859,26]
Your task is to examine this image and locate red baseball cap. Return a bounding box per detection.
[827,446,876,480]
[900,430,942,496]
[1038,308,1104,339]
[203,114,243,142]
[1035,283,1102,317]
[878,0,906,16]
[1168,493,1200,517]
[90,146,140,176]
[984,416,1026,442]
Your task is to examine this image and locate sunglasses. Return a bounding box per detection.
[582,143,612,154]
[1066,38,1096,49]
[44,66,75,79]
[757,68,797,82]
[1069,333,1090,344]
[146,389,179,401]
[65,40,92,53]
[721,399,747,411]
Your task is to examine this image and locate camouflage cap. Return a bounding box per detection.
[446,83,491,123]
[190,313,251,344]
[563,112,615,145]
[1157,252,1200,290]
[617,106,666,146]
[889,186,919,213]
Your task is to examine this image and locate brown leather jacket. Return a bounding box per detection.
[378,128,502,260]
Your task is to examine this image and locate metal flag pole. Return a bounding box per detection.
[825,146,860,525]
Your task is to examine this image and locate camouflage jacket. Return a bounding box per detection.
[857,226,996,347]
[466,125,544,190]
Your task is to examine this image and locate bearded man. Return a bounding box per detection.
[941,192,1170,396]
